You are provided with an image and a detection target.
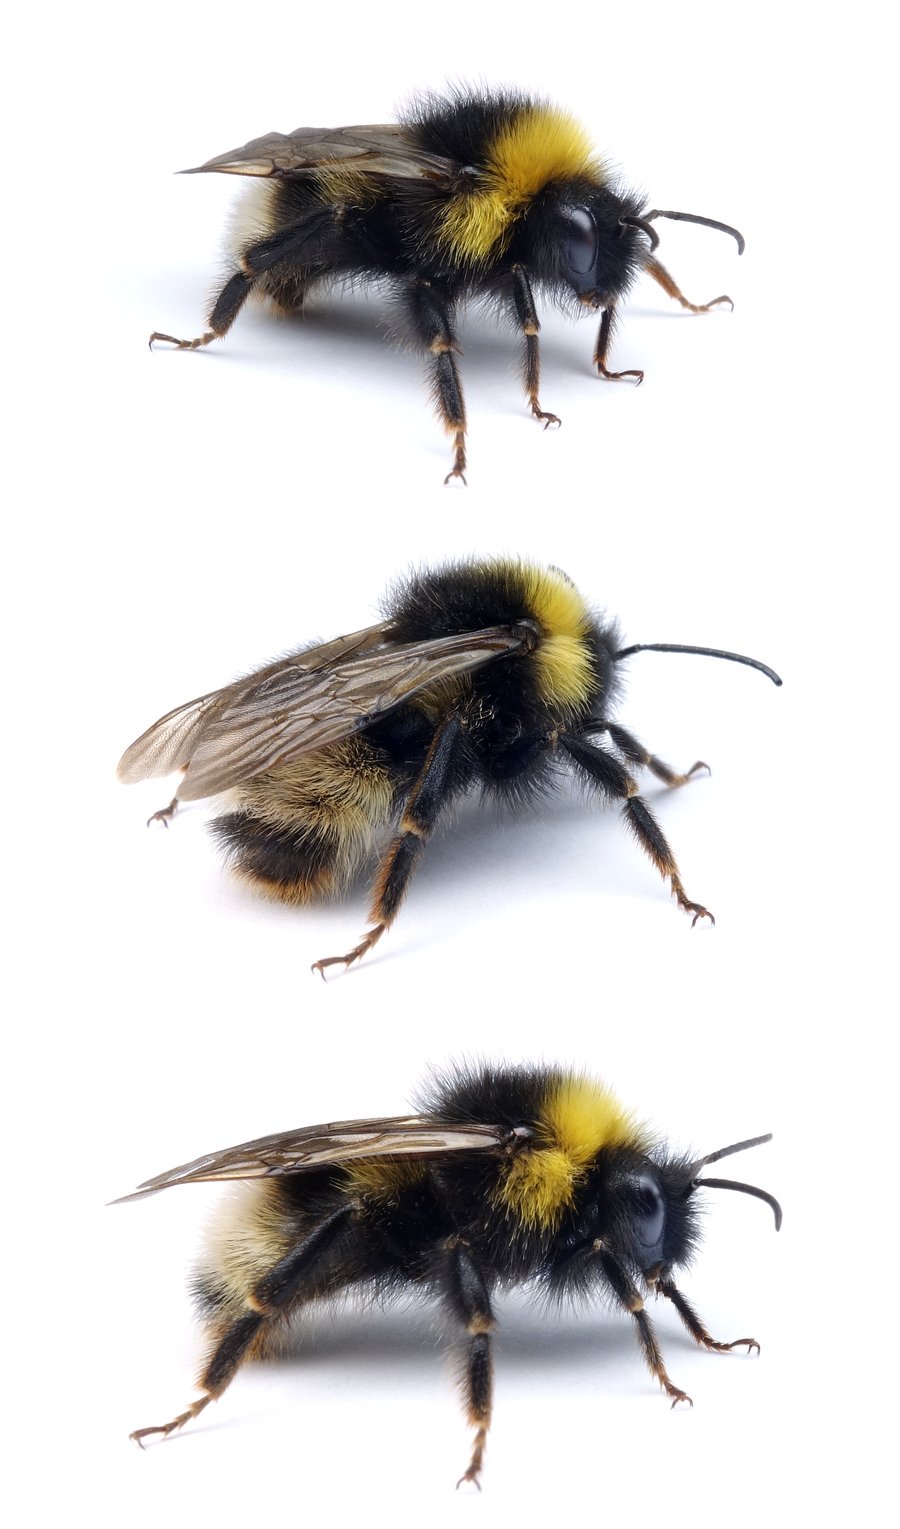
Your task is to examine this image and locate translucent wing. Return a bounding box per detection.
[181,123,457,183]
[117,624,385,786]
[113,1116,508,1202]
[117,623,530,801]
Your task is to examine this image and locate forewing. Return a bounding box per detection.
[119,625,529,802]
[182,123,456,183]
[117,623,387,787]
[113,1116,506,1202]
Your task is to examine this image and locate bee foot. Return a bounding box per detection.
[444,467,468,487]
[130,1395,211,1445]
[597,365,644,384]
[147,796,178,829]
[311,926,385,979]
[667,1386,693,1409]
[723,1337,760,1355]
[149,330,216,351]
[530,403,561,428]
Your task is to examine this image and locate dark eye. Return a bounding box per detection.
[562,208,597,275]
[633,1174,666,1248]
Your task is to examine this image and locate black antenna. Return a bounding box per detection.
[615,643,782,687]
[619,215,660,251]
[641,209,745,255]
[694,1176,783,1231]
[689,1132,773,1173]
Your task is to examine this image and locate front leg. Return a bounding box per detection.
[594,305,644,382]
[657,1277,760,1355]
[407,279,468,484]
[643,253,734,314]
[560,733,715,926]
[510,264,561,428]
[594,1247,692,1407]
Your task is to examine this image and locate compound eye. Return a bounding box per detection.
[634,1174,666,1249]
[563,207,597,275]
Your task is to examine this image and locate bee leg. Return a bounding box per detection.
[594,305,644,382]
[150,213,334,349]
[604,722,709,789]
[146,794,179,829]
[408,280,468,484]
[312,715,464,977]
[150,271,254,350]
[560,734,715,926]
[443,1239,496,1490]
[596,1249,692,1407]
[657,1277,759,1355]
[510,264,561,427]
[130,1204,355,1446]
[643,254,734,315]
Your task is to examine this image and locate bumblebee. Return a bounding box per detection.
[118,559,780,973]
[151,88,744,482]
[118,1062,781,1486]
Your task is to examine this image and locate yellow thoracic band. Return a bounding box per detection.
[438,106,604,263]
[495,1073,647,1228]
[521,564,595,710]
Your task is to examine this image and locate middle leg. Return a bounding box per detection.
[407,279,468,484]
[441,1238,497,1489]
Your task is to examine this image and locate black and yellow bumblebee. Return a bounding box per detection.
[117,1061,781,1487]
[118,559,780,974]
[151,88,744,481]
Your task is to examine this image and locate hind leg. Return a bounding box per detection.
[131,1204,356,1445]
[150,210,339,349]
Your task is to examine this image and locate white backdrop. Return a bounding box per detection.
[5,4,891,1525]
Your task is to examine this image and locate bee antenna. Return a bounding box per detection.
[689,1132,773,1173]
[693,1177,783,1231]
[640,209,745,255]
[614,643,782,687]
[619,215,660,252]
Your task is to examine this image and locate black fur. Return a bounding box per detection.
[138,1062,775,1480]
[153,89,739,478]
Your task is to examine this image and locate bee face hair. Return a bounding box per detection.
[118,557,780,974]
[120,1063,780,1485]
[150,88,744,482]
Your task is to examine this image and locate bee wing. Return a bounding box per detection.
[117,624,386,786]
[118,623,529,802]
[181,123,457,183]
[112,1116,507,1202]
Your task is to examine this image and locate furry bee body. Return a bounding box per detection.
[152,89,744,481]
[121,1062,781,1485]
[118,558,780,972]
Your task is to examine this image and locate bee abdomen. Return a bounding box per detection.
[212,739,398,906]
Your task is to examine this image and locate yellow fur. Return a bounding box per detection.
[521,564,595,711]
[344,1159,428,1200]
[439,106,604,264]
[231,738,395,903]
[542,1074,645,1164]
[495,1072,646,1229]
[200,1183,296,1316]
[314,165,379,208]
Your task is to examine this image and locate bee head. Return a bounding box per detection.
[577,1134,781,1280]
[516,182,648,308]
